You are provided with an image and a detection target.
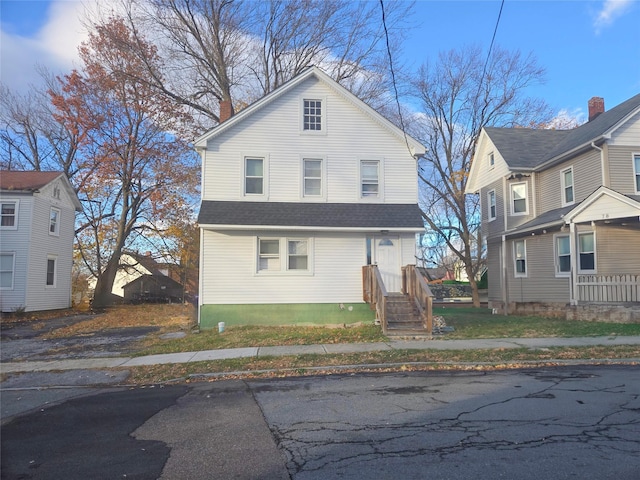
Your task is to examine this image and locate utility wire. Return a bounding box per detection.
[379,0,413,157]
[479,0,505,87]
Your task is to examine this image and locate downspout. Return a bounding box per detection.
[501,234,508,314]
[591,142,607,187]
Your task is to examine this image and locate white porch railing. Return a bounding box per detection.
[576,274,640,303]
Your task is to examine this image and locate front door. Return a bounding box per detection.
[375,235,401,292]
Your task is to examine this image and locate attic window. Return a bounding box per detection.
[488,152,495,168]
[303,99,322,131]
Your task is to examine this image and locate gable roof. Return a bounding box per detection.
[484,93,640,172]
[193,66,425,157]
[198,201,424,231]
[0,170,82,211]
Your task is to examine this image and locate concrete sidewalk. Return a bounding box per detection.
[2,335,640,374]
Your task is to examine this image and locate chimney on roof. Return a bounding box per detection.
[219,99,233,123]
[588,97,605,122]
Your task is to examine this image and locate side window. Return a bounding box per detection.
[46,255,57,287]
[561,167,574,206]
[513,239,526,277]
[303,99,322,131]
[1,201,18,229]
[257,238,312,273]
[245,157,264,195]
[510,183,528,215]
[578,232,596,273]
[555,235,571,276]
[0,253,15,289]
[634,154,640,194]
[361,160,380,198]
[49,207,60,236]
[487,190,496,221]
[287,240,308,270]
[258,238,280,271]
[303,158,322,197]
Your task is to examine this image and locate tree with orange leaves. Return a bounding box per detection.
[51,16,199,308]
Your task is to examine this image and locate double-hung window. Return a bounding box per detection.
[361,160,379,198]
[258,238,311,273]
[634,154,640,194]
[303,158,322,197]
[561,167,574,205]
[303,99,322,131]
[46,255,57,287]
[511,183,528,215]
[487,190,496,221]
[555,235,571,276]
[245,157,264,195]
[578,232,596,272]
[1,201,17,228]
[488,152,495,168]
[514,239,526,277]
[0,253,14,289]
[49,207,60,236]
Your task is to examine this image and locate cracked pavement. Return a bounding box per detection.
[2,366,639,479]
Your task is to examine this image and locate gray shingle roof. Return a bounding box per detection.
[198,201,424,229]
[486,93,640,171]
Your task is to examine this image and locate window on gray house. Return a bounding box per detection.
[578,232,595,272]
[556,235,571,274]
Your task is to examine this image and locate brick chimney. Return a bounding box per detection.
[219,99,233,123]
[588,97,605,122]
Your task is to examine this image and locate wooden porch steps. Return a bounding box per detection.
[384,293,430,336]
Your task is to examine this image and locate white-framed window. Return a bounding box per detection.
[578,232,596,273]
[49,207,60,236]
[634,153,640,194]
[361,160,380,198]
[510,182,528,215]
[0,252,15,289]
[0,200,18,229]
[487,190,496,221]
[303,99,322,131]
[302,158,323,197]
[258,238,280,271]
[287,239,308,270]
[561,166,574,206]
[245,157,264,195]
[257,237,312,274]
[488,152,495,168]
[555,234,571,276]
[46,255,57,287]
[513,239,526,277]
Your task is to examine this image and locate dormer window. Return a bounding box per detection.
[303,99,322,131]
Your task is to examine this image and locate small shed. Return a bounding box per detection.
[122,274,184,304]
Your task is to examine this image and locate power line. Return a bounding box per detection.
[379,0,413,157]
[480,0,505,93]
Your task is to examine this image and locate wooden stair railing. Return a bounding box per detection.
[401,265,434,334]
[362,265,389,332]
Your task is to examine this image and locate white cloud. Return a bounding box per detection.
[0,0,97,92]
[594,0,633,33]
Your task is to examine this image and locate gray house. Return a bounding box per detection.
[467,94,640,320]
[1,171,82,312]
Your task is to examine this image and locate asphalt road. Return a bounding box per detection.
[2,365,639,479]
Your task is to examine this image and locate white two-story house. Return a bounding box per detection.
[195,67,426,329]
[1,171,82,313]
[467,94,640,320]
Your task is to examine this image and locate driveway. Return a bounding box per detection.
[0,314,159,362]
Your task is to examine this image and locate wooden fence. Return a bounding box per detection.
[576,274,640,303]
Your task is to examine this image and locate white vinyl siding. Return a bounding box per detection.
[201,79,417,203]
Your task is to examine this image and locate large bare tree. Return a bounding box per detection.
[410,46,553,306]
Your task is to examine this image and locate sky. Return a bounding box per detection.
[1,0,639,122]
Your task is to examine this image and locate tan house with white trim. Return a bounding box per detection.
[467,94,640,320]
